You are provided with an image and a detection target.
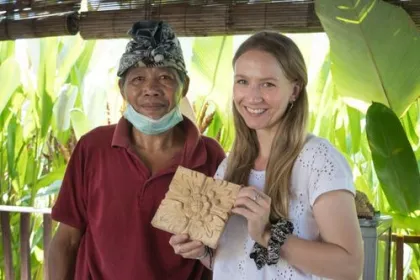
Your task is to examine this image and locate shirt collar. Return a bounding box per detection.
[111,116,207,169]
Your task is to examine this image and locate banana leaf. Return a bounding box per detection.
[315,0,420,116]
[7,115,17,179]
[366,102,420,214]
[0,58,20,116]
[53,85,78,132]
[0,41,15,60]
[189,36,235,150]
[190,36,233,111]
[70,109,91,140]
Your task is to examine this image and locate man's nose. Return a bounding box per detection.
[143,78,163,96]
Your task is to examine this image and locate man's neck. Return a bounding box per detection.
[131,126,183,152]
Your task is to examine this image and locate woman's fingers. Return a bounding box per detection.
[236,186,271,209]
[231,206,256,220]
[169,234,189,247]
[176,240,203,254]
[170,234,205,259]
[180,246,206,259]
[234,196,261,213]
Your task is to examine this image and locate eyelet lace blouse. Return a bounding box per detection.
[212,135,355,280]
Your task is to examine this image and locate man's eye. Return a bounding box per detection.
[236,79,247,85]
[160,75,173,80]
[133,76,144,82]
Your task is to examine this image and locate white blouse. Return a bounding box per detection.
[212,135,355,280]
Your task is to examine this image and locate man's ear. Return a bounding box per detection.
[118,78,125,100]
[181,75,190,98]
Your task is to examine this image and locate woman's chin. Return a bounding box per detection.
[243,121,267,131]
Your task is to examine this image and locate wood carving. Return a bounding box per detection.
[151,166,241,249]
[355,190,376,219]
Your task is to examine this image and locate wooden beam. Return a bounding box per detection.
[392,233,420,244]
[0,212,15,280]
[0,205,51,214]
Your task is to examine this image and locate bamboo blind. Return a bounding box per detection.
[79,1,321,39]
[78,0,420,39]
[86,0,230,11]
[0,12,79,40]
[0,0,81,18]
[0,0,419,41]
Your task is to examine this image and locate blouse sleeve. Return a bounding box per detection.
[213,158,228,180]
[308,139,356,207]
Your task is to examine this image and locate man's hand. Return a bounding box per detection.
[48,223,82,280]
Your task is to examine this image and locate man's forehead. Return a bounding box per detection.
[127,66,177,76]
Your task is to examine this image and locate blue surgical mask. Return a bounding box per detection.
[123,104,183,135]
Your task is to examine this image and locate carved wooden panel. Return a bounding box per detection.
[151,166,241,249]
[355,190,375,219]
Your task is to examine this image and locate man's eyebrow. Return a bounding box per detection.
[158,68,176,75]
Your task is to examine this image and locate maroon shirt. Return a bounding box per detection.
[52,117,225,280]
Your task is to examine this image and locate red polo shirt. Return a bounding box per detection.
[51,117,225,280]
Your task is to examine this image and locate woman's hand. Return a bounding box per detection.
[169,234,207,259]
[232,186,271,247]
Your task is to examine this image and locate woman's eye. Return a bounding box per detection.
[262,82,275,88]
[236,79,247,85]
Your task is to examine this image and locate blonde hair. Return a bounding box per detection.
[224,32,309,221]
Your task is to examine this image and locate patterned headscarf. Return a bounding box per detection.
[117,20,187,77]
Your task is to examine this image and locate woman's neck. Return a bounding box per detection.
[255,128,277,170]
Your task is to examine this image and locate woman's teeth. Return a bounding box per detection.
[246,107,266,114]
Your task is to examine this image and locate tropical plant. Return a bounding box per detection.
[0,36,96,279]
[315,1,420,278]
[1,1,420,275]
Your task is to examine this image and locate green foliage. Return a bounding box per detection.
[315,0,420,116]
[1,6,420,276]
[366,102,420,214]
[0,36,96,278]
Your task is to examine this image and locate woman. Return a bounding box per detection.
[170,31,363,280]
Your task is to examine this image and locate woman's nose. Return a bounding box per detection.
[247,85,263,103]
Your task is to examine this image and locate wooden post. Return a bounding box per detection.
[43,214,52,280]
[20,213,31,280]
[0,212,15,280]
[395,235,404,280]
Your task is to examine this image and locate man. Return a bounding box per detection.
[48,20,225,279]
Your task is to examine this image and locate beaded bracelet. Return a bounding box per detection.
[250,218,294,269]
[197,246,214,271]
[196,246,209,260]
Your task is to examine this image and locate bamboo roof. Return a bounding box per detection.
[0,0,419,40]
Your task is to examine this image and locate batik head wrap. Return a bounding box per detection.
[117,20,187,77]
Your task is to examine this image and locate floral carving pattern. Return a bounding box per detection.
[151,166,241,248]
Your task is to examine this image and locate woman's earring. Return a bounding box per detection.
[288,101,294,112]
